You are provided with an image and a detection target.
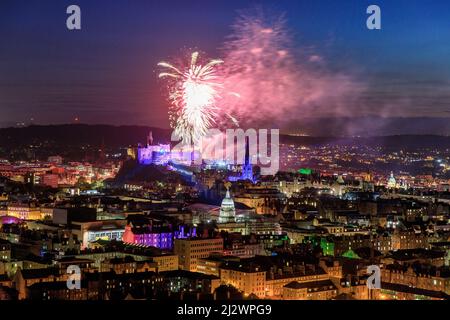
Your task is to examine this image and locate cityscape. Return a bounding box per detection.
[1,0,450,304]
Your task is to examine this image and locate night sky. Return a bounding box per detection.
[1,0,450,130]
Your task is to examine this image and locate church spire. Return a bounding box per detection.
[147,131,153,147]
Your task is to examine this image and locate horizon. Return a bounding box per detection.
[1,122,449,138]
[1,0,450,135]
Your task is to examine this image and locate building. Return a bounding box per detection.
[137,132,171,165]
[387,172,397,189]
[197,256,225,277]
[219,258,331,298]
[29,281,90,300]
[151,254,179,272]
[282,279,338,300]
[122,216,173,249]
[265,265,329,297]
[174,238,224,271]
[234,187,286,215]
[13,268,66,300]
[41,174,59,188]
[381,264,450,295]
[7,203,41,220]
[161,270,221,295]
[100,256,140,274]
[219,263,266,298]
[319,234,392,257]
[392,229,430,250]
[219,190,236,224]
[122,215,196,249]
[0,239,11,261]
[70,220,126,249]
[47,156,63,164]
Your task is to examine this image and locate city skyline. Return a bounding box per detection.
[1,0,450,306]
[1,0,450,134]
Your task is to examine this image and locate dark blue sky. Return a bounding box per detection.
[1,0,449,128]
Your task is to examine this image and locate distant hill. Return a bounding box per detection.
[0,124,449,149]
[280,135,450,149]
[283,117,450,137]
[0,124,172,148]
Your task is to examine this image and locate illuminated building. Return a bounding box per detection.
[122,221,173,249]
[70,220,127,249]
[122,216,196,249]
[215,190,283,236]
[151,254,179,272]
[137,131,171,165]
[319,234,392,256]
[47,156,63,164]
[100,256,143,274]
[161,270,221,295]
[234,187,286,214]
[29,281,89,300]
[219,189,236,223]
[7,204,41,220]
[0,239,11,262]
[387,171,397,189]
[282,280,338,300]
[391,229,430,250]
[0,216,21,225]
[379,264,450,299]
[127,147,137,160]
[338,276,371,300]
[13,268,66,300]
[223,241,265,258]
[197,256,226,277]
[260,177,308,197]
[219,263,266,298]
[174,238,223,272]
[41,174,59,188]
[219,258,332,298]
[332,175,346,197]
[264,266,329,297]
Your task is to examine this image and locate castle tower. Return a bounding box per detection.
[241,136,254,182]
[147,131,153,147]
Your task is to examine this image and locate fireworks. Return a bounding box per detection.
[220,9,362,128]
[220,11,302,126]
[158,52,224,145]
[158,9,361,140]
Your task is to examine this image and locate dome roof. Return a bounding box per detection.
[221,190,235,209]
[388,172,396,183]
[219,190,236,224]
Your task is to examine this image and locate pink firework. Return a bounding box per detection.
[221,9,363,128]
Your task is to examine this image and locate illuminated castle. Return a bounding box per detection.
[137,131,171,165]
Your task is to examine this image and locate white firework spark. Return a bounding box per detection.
[158,52,224,145]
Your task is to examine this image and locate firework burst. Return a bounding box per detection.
[219,9,363,129]
[158,52,224,145]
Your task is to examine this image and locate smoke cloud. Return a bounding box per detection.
[218,9,366,132]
